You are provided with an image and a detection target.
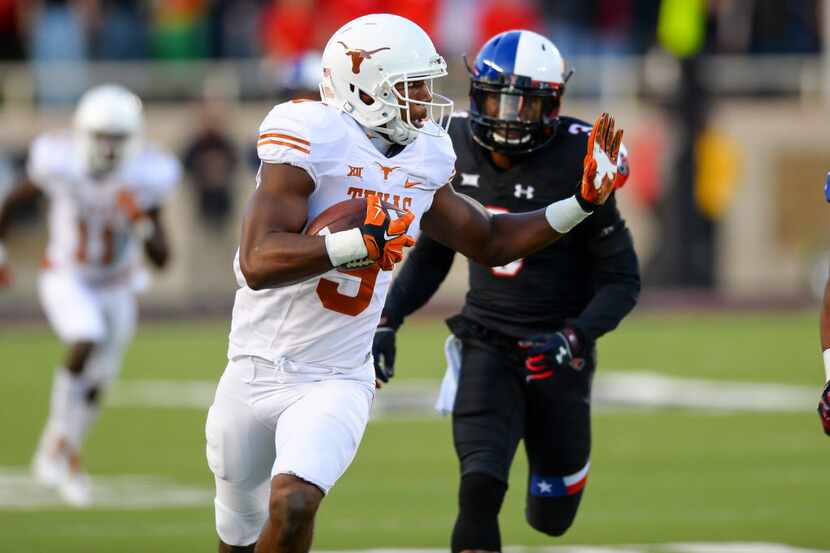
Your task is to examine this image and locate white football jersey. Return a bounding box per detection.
[228,100,456,372]
[27,131,180,285]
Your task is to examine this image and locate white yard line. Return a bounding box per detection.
[321,546,828,553]
[0,466,825,551]
[105,373,818,416]
[0,466,211,510]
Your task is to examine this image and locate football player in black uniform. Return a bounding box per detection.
[373,30,641,552]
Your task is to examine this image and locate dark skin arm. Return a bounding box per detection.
[238,162,332,290]
[421,183,564,267]
[142,207,169,269]
[422,112,623,265]
[0,179,41,240]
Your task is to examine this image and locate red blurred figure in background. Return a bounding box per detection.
[476,0,542,50]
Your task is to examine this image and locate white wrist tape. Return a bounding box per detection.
[0,242,7,264]
[324,228,368,267]
[823,349,830,382]
[545,196,591,234]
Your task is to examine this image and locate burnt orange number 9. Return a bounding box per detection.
[316,265,380,316]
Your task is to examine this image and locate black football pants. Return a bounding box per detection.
[451,336,595,542]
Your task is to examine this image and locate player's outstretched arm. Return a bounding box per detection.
[238,163,333,289]
[423,113,623,266]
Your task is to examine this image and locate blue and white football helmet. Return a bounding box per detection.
[468,30,572,154]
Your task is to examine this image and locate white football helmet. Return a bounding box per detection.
[320,13,453,145]
[74,84,143,177]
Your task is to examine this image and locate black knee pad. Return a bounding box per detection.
[85,385,100,405]
[451,472,507,553]
[526,492,583,537]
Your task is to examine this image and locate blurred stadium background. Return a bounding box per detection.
[0,1,828,551]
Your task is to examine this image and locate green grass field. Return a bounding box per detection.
[0,311,827,552]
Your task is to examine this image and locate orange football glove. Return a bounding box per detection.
[579,112,624,208]
[360,194,415,271]
[116,189,144,222]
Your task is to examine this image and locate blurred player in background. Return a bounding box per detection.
[0,84,181,506]
[818,172,830,436]
[374,30,640,551]
[206,14,623,553]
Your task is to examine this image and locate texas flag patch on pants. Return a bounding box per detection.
[530,461,590,497]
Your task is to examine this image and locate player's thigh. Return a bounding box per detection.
[273,377,374,494]
[206,363,276,545]
[38,271,106,344]
[452,341,525,482]
[85,287,137,385]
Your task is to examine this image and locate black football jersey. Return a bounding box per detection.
[447,112,631,337]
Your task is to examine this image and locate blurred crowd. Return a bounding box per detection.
[0,0,825,282]
[0,0,822,65]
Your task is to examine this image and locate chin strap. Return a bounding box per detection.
[363,117,418,147]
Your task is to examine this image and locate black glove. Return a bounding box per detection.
[818,381,830,436]
[372,326,397,383]
[518,327,585,382]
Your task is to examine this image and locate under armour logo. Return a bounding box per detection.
[460,173,480,187]
[338,42,391,74]
[555,346,568,364]
[514,184,535,199]
[347,165,363,178]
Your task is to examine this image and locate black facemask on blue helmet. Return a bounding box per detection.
[467,30,572,155]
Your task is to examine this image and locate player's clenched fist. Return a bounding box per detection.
[360,194,415,271]
[578,112,623,208]
[818,381,830,436]
[519,327,585,382]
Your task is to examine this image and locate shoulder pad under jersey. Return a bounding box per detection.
[406,120,456,190]
[27,131,75,193]
[256,101,348,186]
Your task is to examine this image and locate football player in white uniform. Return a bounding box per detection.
[0,84,181,506]
[207,13,624,553]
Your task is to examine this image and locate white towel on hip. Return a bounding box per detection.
[435,335,463,415]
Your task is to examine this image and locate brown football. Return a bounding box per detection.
[304,198,368,237]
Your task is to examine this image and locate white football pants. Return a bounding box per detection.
[205,355,374,546]
[38,270,136,386]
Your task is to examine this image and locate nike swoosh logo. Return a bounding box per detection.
[404,179,422,188]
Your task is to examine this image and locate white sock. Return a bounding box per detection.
[46,368,86,441]
[67,392,101,451]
